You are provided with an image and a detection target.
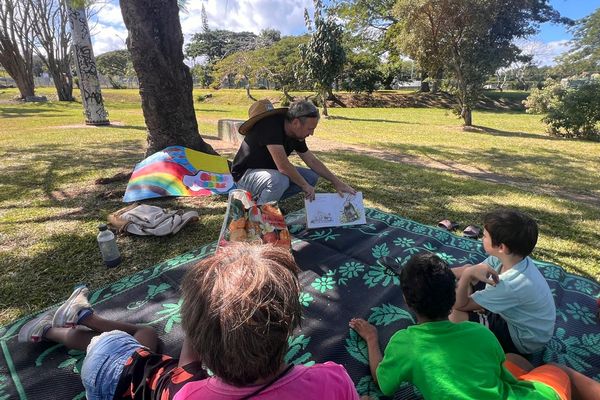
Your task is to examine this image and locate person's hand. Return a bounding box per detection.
[467,263,499,286]
[349,318,378,342]
[303,184,316,202]
[334,181,357,197]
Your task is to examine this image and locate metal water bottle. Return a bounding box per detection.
[97,224,121,268]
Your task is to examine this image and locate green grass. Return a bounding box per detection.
[1,87,599,326]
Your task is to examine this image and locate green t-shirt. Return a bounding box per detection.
[376,321,559,400]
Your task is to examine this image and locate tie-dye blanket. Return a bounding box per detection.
[123,146,234,202]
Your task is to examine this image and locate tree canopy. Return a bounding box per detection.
[555,7,600,75]
[389,0,563,126]
[96,49,133,89]
[300,0,346,115]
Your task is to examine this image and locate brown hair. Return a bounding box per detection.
[180,243,302,386]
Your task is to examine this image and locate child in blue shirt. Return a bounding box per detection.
[450,209,555,355]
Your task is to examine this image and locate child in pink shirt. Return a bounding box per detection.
[174,243,359,399]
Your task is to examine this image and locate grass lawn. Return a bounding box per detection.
[1,87,599,326]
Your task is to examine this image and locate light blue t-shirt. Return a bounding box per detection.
[471,256,556,353]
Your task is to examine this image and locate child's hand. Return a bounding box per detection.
[349,318,378,342]
[468,263,500,286]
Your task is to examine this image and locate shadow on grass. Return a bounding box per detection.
[107,124,147,131]
[315,150,600,280]
[366,141,599,201]
[0,140,144,205]
[0,192,227,323]
[326,115,413,124]
[0,106,63,118]
[196,108,232,113]
[469,125,559,141]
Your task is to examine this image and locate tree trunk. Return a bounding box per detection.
[47,61,74,101]
[245,83,256,101]
[431,68,443,93]
[0,41,35,98]
[282,87,294,102]
[119,0,217,157]
[420,71,430,92]
[67,6,109,125]
[461,105,472,126]
[326,89,346,107]
[381,74,394,90]
[321,90,328,117]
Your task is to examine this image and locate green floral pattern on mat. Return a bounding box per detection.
[1,209,599,400]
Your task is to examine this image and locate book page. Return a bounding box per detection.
[305,192,366,229]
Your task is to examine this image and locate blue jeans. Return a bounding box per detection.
[237,167,319,204]
[80,330,144,400]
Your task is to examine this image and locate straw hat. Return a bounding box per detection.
[238,99,288,135]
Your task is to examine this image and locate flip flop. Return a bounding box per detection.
[378,256,403,277]
[463,225,482,239]
[437,219,460,231]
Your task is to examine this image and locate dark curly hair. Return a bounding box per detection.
[400,253,456,320]
[484,209,538,257]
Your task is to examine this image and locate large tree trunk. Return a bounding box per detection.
[119,0,216,157]
[68,6,109,125]
[47,61,74,101]
[0,40,34,98]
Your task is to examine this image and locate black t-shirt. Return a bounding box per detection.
[231,114,309,182]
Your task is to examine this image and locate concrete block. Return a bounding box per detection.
[218,119,245,144]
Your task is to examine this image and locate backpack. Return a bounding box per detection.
[108,204,199,236]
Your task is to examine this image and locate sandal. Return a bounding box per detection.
[463,225,482,239]
[438,219,459,231]
[378,256,403,277]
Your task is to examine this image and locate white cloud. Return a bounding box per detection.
[94,2,126,26]
[87,0,314,54]
[516,39,572,67]
[91,24,128,55]
[181,0,313,38]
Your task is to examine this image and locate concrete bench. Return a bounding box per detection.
[217,119,245,144]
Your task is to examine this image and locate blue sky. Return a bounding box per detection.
[92,1,600,66]
[537,0,600,42]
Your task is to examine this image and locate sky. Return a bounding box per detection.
[91,0,600,67]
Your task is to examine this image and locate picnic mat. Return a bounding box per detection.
[1,208,599,399]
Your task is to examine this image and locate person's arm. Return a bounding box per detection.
[451,264,473,279]
[298,150,356,196]
[349,318,382,383]
[267,144,316,200]
[178,337,201,368]
[454,263,499,312]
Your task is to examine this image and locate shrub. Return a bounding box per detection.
[523,79,564,114]
[524,78,600,139]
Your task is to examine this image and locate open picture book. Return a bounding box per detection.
[304,192,367,229]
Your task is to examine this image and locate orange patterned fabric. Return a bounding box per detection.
[504,360,571,400]
[113,348,207,399]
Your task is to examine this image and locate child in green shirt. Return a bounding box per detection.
[350,253,599,399]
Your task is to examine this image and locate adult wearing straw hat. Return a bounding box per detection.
[231,99,356,204]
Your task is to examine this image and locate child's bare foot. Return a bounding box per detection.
[349,318,378,342]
